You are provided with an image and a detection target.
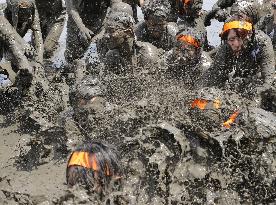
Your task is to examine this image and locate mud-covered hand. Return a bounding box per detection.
[22,44,35,59]
[79,26,94,43]
[204,8,219,27]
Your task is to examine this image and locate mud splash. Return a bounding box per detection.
[1,70,276,204]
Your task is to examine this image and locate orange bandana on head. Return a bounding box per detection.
[222,21,252,35]
[183,0,191,4]
[68,151,112,176]
[68,151,99,170]
[177,34,200,48]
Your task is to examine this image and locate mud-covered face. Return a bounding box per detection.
[17,7,33,23]
[227,30,243,54]
[105,26,134,50]
[145,15,167,39]
[174,41,199,65]
[75,96,106,125]
[226,29,251,55]
[179,0,195,17]
[77,96,106,114]
[271,0,276,9]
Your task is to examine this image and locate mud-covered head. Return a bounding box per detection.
[6,0,35,28]
[105,11,135,50]
[178,0,202,19]
[110,2,133,17]
[189,88,244,132]
[230,0,260,25]
[271,0,276,9]
[172,28,203,65]
[74,76,106,112]
[66,142,123,193]
[143,0,171,39]
[221,16,254,56]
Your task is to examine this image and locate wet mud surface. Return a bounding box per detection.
[1,71,276,204]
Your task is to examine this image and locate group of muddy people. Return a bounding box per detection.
[1,0,276,204]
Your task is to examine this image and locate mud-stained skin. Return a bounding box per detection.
[35,0,66,59]
[1,0,276,204]
[65,0,111,63]
[0,15,33,74]
[4,0,44,63]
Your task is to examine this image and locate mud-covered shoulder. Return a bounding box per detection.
[136,41,165,69]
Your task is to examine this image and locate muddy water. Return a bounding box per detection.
[1,0,276,204]
[1,70,276,204]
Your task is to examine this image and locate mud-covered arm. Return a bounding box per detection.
[32,4,44,63]
[256,15,271,32]
[212,0,235,10]
[66,0,87,32]
[193,0,203,12]
[0,15,32,73]
[44,7,66,57]
[258,32,275,88]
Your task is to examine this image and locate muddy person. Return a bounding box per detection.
[0,14,34,108]
[204,16,275,101]
[136,0,178,50]
[161,28,211,89]
[176,0,211,51]
[66,142,122,197]
[93,9,163,77]
[257,0,276,57]
[35,0,66,59]
[5,0,43,64]
[65,0,112,63]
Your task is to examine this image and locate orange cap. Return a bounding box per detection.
[177,35,200,48]
[222,21,252,35]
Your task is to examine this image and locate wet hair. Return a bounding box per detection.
[111,2,133,17]
[66,142,122,193]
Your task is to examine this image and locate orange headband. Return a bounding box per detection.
[183,0,191,4]
[68,151,99,170]
[191,99,221,110]
[191,98,239,129]
[222,21,252,35]
[177,35,200,48]
[223,111,240,129]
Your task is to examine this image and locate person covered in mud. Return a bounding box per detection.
[95,9,163,76]
[136,0,178,50]
[0,15,33,74]
[176,0,211,51]
[65,0,111,63]
[204,16,275,100]
[257,0,276,56]
[161,28,211,89]
[35,0,66,59]
[66,142,122,197]
[4,0,43,64]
